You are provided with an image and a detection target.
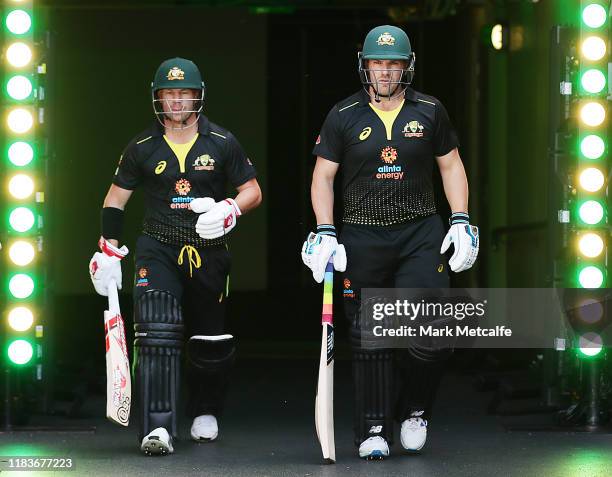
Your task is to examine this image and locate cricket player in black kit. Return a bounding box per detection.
[302,26,479,459]
[89,58,262,456]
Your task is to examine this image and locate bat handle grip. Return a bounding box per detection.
[107,279,120,314]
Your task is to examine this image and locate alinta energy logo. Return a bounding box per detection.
[376,146,404,180]
[171,179,195,209]
[343,278,356,299]
[136,267,149,287]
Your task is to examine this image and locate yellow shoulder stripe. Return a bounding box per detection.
[417,98,436,106]
[339,101,360,112]
[136,135,153,144]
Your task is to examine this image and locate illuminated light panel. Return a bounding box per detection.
[576,298,604,325]
[578,200,605,225]
[582,4,607,29]
[7,107,33,133]
[581,36,607,61]
[6,75,32,100]
[8,240,35,266]
[8,306,34,332]
[581,135,605,159]
[579,266,604,289]
[491,24,503,50]
[9,206,35,232]
[6,42,32,68]
[578,332,603,357]
[8,173,34,199]
[578,233,604,258]
[8,273,35,299]
[7,339,33,365]
[580,102,606,127]
[581,69,606,94]
[5,9,31,35]
[579,167,605,192]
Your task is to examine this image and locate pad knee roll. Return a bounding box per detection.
[133,290,184,440]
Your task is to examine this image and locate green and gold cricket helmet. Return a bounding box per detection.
[151,57,205,117]
[358,25,416,93]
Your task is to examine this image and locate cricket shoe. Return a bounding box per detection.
[190,414,218,442]
[140,427,173,456]
[400,414,428,451]
[358,436,389,460]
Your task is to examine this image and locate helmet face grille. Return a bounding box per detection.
[358,52,416,100]
[151,57,205,128]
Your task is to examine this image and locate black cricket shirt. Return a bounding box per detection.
[113,115,256,247]
[312,88,458,226]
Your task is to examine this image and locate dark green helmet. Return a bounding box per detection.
[151,57,205,127]
[361,25,413,60]
[151,57,204,93]
[358,25,416,99]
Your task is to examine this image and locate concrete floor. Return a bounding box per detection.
[2,358,612,477]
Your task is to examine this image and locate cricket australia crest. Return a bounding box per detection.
[167,67,185,81]
[193,154,215,171]
[377,32,396,46]
[403,120,424,138]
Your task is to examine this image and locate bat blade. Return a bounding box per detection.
[315,260,335,463]
[104,279,131,426]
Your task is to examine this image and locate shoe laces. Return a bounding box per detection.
[405,417,427,430]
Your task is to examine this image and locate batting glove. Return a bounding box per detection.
[301,224,347,283]
[195,198,242,239]
[89,237,128,296]
[440,212,479,273]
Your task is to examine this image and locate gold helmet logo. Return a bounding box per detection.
[376,32,396,46]
[167,67,185,81]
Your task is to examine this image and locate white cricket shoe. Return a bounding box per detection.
[190,414,218,442]
[400,416,428,451]
[358,436,389,460]
[140,427,173,456]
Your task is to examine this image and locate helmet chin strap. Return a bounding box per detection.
[162,112,200,131]
[371,83,406,103]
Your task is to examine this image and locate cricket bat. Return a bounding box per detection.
[104,279,131,426]
[315,258,335,463]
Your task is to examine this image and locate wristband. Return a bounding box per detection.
[101,207,124,240]
[449,212,469,226]
[317,224,336,237]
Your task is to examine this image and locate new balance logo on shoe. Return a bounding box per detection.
[369,425,383,434]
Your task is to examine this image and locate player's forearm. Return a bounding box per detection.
[234,181,262,214]
[440,160,469,213]
[311,176,335,225]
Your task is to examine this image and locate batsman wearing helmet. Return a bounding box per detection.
[302,25,479,459]
[89,57,262,455]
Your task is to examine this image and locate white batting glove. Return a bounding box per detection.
[440,213,479,273]
[190,197,216,213]
[195,198,242,239]
[89,237,128,296]
[301,225,347,283]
